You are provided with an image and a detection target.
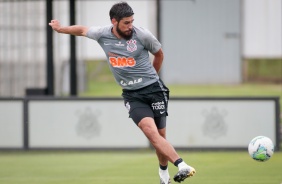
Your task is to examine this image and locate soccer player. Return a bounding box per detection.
[49,2,196,183]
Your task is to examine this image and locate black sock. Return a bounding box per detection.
[159,164,168,170]
[173,158,183,167]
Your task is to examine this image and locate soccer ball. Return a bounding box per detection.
[248,136,274,162]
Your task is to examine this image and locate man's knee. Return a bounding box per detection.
[158,128,166,138]
[138,117,159,142]
[139,117,154,131]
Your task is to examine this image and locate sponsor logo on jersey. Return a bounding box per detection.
[120,78,142,86]
[151,101,165,110]
[109,57,136,67]
[126,39,137,52]
[115,41,125,46]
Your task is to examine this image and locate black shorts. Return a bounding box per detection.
[122,79,169,129]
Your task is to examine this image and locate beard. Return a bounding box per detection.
[116,23,133,40]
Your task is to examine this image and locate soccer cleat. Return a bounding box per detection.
[173,166,196,183]
[160,178,171,184]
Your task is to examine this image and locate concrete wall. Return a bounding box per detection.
[160,0,242,84]
[0,97,279,150]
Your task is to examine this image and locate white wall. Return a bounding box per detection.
[28,100,148,148]
[243,0,282,58]
[161,0,242,84]
[0,98,278,149]
[0,101,23,148]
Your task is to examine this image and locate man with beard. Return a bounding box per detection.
[49,2,195,183]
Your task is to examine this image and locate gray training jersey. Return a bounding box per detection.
[86,25,161,90]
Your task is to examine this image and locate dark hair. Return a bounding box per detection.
[109,2,134,22]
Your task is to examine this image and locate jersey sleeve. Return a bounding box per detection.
[137,27,161,54]
[86,26,103,41]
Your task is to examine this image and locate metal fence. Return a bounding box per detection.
[0,0,87,97]
[0,0,46,96]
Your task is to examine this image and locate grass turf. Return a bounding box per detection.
[0,150,281,184]
[81,82,281,98]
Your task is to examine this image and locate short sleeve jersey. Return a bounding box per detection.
[86,25,161,90]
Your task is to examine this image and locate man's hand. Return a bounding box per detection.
[48,19,88,36]
[49,19,61,32]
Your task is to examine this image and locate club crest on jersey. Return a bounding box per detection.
[126,39,137,52]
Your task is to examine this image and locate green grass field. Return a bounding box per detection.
[82,81,281,98]
[0,150,281,184]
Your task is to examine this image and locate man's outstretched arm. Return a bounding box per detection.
[49,19,89,36]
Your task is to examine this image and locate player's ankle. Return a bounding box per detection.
[159,168,169,176]
[177,162,189,170]
[173,158,183,167]
[173,158,190,170]
[160,164,168,170]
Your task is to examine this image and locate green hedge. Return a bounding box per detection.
[246,58,282,82]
